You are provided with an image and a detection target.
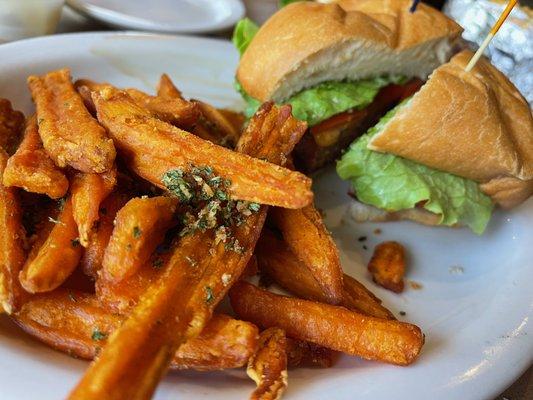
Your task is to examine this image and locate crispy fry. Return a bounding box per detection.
[157,74,244,146]
[27,69,115,173]
[269,204,343,304]
[0,98,24,155]
[230,281,424,366]
[368,241,406,293]
[127,88,200,129]
[3,115,69,199]
[247,328,287,400]
[193,100,241,147]
[217,108,246,137]
[177,313,259,371]
[256,231,394,320]
[19,197,82,293]
[286,338,334,368]
[156,73,183,99]
[92,88,311,209]
[71,166,117,247]
[76,78,200,129]
[69,103,306,400]
[0,149,27,313]
[102,196,178,282]
[80,191,129,278]
[13,290,259,371]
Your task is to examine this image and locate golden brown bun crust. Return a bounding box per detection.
[480,177,533,209]
[237,0,462,102]
[370,50,533,188]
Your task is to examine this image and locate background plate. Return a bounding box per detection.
[0,32,531,400]
[66,0,245,33]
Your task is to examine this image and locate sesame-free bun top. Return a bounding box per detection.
[237,0,462,102]
[369,50,533,208]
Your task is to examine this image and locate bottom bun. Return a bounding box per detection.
[480,176,533,209]
[348,200,442,226]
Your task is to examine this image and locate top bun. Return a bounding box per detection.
[369,50,533,188]
[237,0,462,102]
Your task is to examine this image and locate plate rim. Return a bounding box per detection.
[65,0,246,33]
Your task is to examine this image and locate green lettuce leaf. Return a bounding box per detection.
[235,77,405,125]
[234,81,262,119]
[232,18,259,57]
[286,77,405,126]
[336,103,494,234]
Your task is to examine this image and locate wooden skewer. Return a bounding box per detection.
[409,0,421,13]
[465,0,518,72]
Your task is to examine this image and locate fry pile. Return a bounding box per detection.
[0,68,424,400]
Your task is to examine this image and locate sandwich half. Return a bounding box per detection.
[233,0,463,171]
[337,50,533,234]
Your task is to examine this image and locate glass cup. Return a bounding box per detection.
[0,0,65,43]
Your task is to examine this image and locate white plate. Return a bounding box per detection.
[66,0,245,33]
[0,32,531,400]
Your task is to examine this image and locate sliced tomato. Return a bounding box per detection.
[310,78,424,136]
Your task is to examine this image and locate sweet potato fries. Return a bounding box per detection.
[0,69,424,400]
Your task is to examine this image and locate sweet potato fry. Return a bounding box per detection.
[0,99,24,155]
[286,338,334,369]
[13,290,259,371]
[80,191,129,278]
[368,241,406,293]
[0,149,27,313]
[19,197,82,293]
[247,328,287,400]
[92,88,312,209]
[269,204,343,304]
[68,103,306,400]
[157,73,183,99]
[217,108,246,138]
[3,115,69,199]
[76,78,200,129]
[230,281,424,366]
[27,69,115,173]
[101,196,178,282]
[126,88,200,129]
[256,231,394,320]
[193,100,241,147]
[71,166,117,247]
[157,71,243,147]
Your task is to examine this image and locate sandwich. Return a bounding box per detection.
[337,50,533,234]
[232,0,463,171]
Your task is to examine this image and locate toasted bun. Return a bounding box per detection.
[237,0,462,102]
[480,177,533,209]
[369,50,533,207]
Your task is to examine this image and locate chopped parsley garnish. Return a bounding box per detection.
[248,202,261,212]
[152,258,164,269]
[205,286,214,303]
[161,165,262,253]
[71,238,80,247]
[48,216,64,225]
[91,328,107,341]
[185,256,198,267]
[162,169,193,203]
[133,226,142,239]
[57,197,66,211]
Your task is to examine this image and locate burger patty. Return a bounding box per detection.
[293,79,424,173]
